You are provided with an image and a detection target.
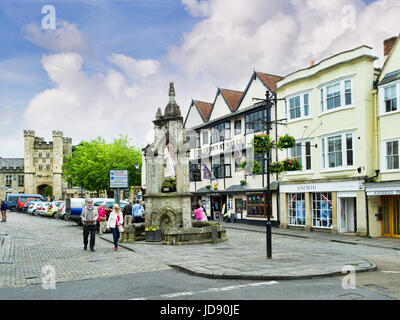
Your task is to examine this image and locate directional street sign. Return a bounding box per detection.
[110,170,128,189]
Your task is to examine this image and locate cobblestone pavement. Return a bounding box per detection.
[0,212,171,288]
[101,225,396,280]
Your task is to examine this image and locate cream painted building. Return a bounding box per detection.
[275,41,400,238]
[366,35,400,238]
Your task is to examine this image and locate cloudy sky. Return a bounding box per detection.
[0,0,399,157]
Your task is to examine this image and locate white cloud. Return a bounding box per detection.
[5,0,400,158]
[108,54,161,81]
[182,0,211,17]
[22,20,91,54]
[170,0,400,85]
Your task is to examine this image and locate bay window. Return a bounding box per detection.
[245,109,266,133]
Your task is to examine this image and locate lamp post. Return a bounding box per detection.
[251,91,287,259]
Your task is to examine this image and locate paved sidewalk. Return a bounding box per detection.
[99,225,393,281]
[220,222,400,250]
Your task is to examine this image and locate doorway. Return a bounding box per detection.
[338,197,357,234]
[382,196,400,238]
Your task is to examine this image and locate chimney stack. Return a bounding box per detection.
[384,36,398,57]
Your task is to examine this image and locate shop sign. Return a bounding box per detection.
[280,181,363,193]
[367,190,400,196]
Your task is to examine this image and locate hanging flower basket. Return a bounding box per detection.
[275,134,296,149]
[252,160,262,174]
[282,158,302,171]
[253,134,273,154]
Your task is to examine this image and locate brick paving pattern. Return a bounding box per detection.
[0,212,171,288]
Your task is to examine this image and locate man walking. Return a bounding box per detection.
[123,200,133,226]
[81,199,98,252]
[131,200,141,223]
[1,200,7,223]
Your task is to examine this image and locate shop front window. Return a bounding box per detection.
[288,193,305,226]
[247,194,272,218]
[312,192,332,228]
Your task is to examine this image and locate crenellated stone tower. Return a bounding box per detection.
[23,130,72,200]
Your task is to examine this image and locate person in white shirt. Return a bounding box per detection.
[106,204,124,251]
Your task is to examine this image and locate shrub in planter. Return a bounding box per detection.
[282,158,302,171]
[205,185,211,190]
[161,177,176,192]
[240,180,247,186]
[253,134,273,154]
[145,226,162,242]
[275,134,296,149]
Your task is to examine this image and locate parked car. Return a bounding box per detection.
[46,202,59,218]
[17,195,45,211]
[57,202,68,221]
[36,202,52,216]
[22,199,42,213]
[6,193,44,212]
[28,201,42,215]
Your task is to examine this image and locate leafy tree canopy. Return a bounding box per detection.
[62,135,142,193]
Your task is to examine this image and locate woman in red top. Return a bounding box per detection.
[98,203,107,235]
[194,204,207,222]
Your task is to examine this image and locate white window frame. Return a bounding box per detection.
[287,139,312,174]
[320,131,355,172]
[381,138,400,172]
[285,91,312,122]
[288,193,306,226]
[319,77,354,115]
[379,80,400,116]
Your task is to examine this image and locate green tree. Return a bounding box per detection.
[62,135,142,195]
[44,186,53,199]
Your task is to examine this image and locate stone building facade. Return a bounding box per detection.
[0,130,73,201]
[0,158,25,201]
[23,130,72,200]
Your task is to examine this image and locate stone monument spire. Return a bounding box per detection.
[164,82,182,119]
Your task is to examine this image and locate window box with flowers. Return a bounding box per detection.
[282,158,302,171]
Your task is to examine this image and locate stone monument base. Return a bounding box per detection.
[163,222,227,245]
[120,223,146,243]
